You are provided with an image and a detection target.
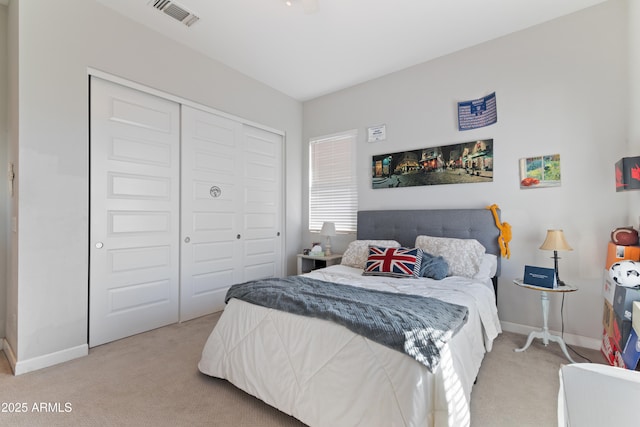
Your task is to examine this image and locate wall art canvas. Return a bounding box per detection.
[372,139,493,189]
[458,92,497,131]
[519,154,561,189]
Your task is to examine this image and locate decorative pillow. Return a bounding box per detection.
[341,240,401,269]
[419,252,449,280]
[363,246,422,278]
[414,235,486,278]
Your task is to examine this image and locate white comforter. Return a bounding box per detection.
[199,265,501,427]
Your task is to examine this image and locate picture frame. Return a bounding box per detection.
[367,124,386,142]
[372,139,493,189]
[519,154,561,189]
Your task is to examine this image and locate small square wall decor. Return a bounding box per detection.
[519,154,561,189]
[615,157,640,191]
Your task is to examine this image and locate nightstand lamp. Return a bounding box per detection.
[320,222,336,256]
[540,229,572,286]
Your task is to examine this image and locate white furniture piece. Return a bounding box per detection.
[558,363,640,426]
[296,253,342,275]
[513,279,578,363]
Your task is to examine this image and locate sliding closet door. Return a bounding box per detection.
[89,78,180,347]
[180,107,283,321]
[180,106,245,320]
[242,124,283,281]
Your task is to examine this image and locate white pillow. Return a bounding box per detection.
[341,240,401,269]
[473,254,498,281]
[414,235,486,278]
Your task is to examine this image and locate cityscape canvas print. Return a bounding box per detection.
[372,139,493,189]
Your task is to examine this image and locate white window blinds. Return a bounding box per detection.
[309,131,358,233]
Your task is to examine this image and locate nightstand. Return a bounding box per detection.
[297,253,342,275]
[513,278,578,363]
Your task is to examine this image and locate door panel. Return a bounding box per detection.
[242,125,283,282]
[180,110,283,320]
[180,106,244,321]
[90,77,180,347]
[91,79,284,332]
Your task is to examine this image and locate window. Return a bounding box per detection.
[309,130,358,233]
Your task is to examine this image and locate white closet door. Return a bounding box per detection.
[242,124,283,281]
[180,106,244,320]
[89,77,180,347]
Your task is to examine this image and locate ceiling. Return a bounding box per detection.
[96,0,607,101]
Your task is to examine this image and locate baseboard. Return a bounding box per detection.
[3,340,88,375]
[501,321,601,350]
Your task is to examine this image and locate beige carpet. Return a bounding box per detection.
[0,313,605,427]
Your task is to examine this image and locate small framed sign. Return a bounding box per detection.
[523,265,557,289]
[367,124,386,142]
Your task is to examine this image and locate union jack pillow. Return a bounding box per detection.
[362,246,423,278]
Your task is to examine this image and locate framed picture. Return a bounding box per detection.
[367,124,386,142]
[519,154,561,189]
[372,139,493,189]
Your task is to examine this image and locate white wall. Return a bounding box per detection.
[0,4,7,341]
[303,0,628,347]
[5,0,302,373]
[5,0,17,360]
[627,1,640,220]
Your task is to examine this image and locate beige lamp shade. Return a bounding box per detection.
[539,230,573,251]
[320,222,336,236]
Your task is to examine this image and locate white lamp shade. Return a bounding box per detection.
[320,222,336,236]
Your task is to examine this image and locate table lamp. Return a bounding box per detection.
[539,229,572,286]
[320,222,336,256]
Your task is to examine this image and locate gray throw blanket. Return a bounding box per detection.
[225,276,469,372]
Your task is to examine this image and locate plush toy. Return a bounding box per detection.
[486,204,512,259]
[611,227,639,246]
[310,245,324,256]
[609,260,640,288]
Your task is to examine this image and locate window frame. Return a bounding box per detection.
[308,130,358,234]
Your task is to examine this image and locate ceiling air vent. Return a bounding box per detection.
[149,0,200,27]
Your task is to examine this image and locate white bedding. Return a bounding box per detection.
[198,265,501,427]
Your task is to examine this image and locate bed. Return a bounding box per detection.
[198,209,503,427]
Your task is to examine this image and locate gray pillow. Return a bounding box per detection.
[419,252,449,280]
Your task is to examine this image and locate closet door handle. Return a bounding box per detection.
[237,234,241,239]
[184,237,190,243]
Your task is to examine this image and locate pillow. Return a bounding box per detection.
[473,254,498,281]
[419,252,449,280]
[363,246,422,278]
[341,240,401,269]
[414,235,486,278]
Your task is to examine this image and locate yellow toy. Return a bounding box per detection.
[486,204,511,259]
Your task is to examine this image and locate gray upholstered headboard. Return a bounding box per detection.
[357,208,502,280]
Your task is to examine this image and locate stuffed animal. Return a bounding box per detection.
[611,227,639,246]
[609,260,640,288]
[310,244,324,256]
[486,204,512,259]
